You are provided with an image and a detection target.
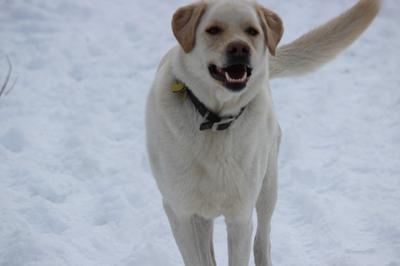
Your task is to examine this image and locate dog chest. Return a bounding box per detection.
[161,128,271,218]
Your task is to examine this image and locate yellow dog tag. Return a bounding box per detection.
[171,82,187,100]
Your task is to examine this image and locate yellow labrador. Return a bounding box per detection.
[145,1,380,265]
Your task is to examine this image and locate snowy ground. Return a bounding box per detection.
[0,0,399,265]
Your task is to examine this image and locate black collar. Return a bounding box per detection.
[185,88,246,131]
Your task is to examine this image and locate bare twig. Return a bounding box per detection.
[5,76,17,96]
[0,57,12,98]
[0,56,16,98]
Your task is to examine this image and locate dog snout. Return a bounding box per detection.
[226,41,251,66]
[226,41,250,58]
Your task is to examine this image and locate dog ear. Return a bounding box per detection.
[256,5,284,56]
[172,2,207,53]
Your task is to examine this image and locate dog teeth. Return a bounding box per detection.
[225,71,247,83]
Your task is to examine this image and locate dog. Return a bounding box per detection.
[145,0,380,265]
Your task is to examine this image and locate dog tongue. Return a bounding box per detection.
[225,65,246,80]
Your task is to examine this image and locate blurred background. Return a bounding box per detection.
[0,0,399,265]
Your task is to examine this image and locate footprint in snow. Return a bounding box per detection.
[0,127,27,153]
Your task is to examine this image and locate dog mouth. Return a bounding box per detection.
[208,64,253,92]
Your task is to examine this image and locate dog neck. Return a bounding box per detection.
[171,81,246,131]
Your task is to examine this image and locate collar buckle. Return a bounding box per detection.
[200,117,236,132]
[212,118,235,131]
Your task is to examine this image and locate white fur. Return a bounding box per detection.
[270,0,381,79]
[145,1,380,265]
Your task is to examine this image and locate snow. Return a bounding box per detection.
[0,0,399,265]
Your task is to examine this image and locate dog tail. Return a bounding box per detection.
[269,0,381,79]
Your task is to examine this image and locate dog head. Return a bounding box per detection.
[172,0,283,95]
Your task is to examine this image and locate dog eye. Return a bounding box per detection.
[246,27,259,36]
[206,26,223,35]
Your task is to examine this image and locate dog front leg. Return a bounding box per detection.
[226,216,253,266]
[254,134,280,266]
[163,202,216,266]
[253,172,277,266]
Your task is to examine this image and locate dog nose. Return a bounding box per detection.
[226,41,250,57]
